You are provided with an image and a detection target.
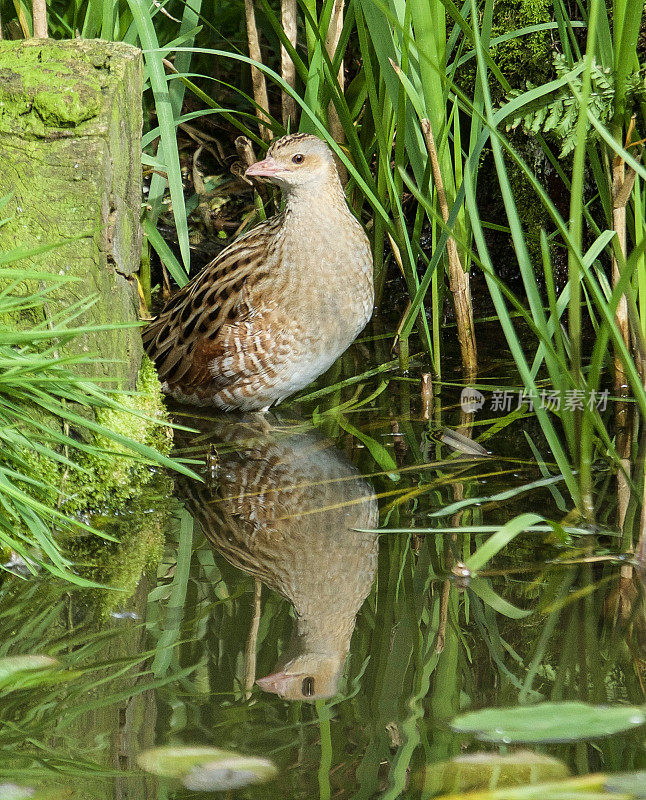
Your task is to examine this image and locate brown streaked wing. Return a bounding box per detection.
[142,215,282,387]
[171,305,295,399]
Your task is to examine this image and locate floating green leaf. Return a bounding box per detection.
[0,655,75,693]
[0,785,34,800]
[604,772,646,799]
[420,751,570,795]
[0,788,67,800]
[451,702,646,743]
[137,746,277,791]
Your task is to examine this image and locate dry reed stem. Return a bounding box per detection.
[387,232,405,278]
[389,414,408,466]
[325,0,345,146]
[387,231,412,370]
[637,496,646,574]
[421,373,432,420]
[32,0,47,37]
[420,118,477,381]
[235,135,257,170]
[435,579,450,653]
[391,299,411,350]
[612,151,633,530]
[244,0,272,142]
[192,145,214,234]
[281,0,298,127]
[612,157,630,380]
[243,578,263,699]
[639,403,646,575]
[457,406,475,441]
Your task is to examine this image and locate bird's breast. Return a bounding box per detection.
[277,212,374,341]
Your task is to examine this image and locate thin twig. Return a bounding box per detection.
[244,0,271,142]
[180,123,226,164]
[151,0,181,23]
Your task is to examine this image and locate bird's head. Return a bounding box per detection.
[245,134,340,192]
[256,652,344,701]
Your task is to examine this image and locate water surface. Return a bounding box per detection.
[1,321,645,799]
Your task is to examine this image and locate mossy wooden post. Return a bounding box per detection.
[0,39,144,388]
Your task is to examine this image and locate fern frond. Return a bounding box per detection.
[504,54,645,157]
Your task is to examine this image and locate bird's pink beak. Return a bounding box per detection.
[256,670,291,696]
[245,156,283,178]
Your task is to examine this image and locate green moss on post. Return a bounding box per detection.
[455,0,553,106]
[65,476,174,619]
[0,40,176,533]
[491,0,553,90]
[21,356,173,515]
[0,39,145,388]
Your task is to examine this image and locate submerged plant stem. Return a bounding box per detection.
[244,578,262,699]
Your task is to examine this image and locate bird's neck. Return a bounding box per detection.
[282,175,349,223]
[291,608,357,659]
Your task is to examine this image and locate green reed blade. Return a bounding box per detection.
[127,0,191,275]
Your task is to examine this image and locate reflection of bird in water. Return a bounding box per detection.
[177,414,378,700]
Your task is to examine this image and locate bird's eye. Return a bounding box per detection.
[302,677,314,697]
[292,154,305,164]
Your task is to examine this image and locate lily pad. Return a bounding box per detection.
[605,771,646,798]
[450,702,646,743]
[420,751,570,794]
[0,785,34,800]
[137,746,277,791]
[0,655,71,693]
[0,789,68,800]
